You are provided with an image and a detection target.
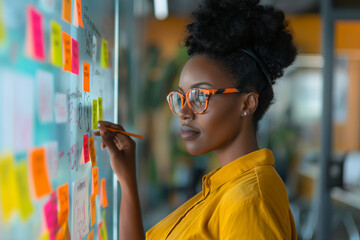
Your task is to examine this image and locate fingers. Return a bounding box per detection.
[98,121,125,131]
[99,125,119,154]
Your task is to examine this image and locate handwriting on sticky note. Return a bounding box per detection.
[61,0,71,24]
[50,20,62,67]
[26,6,45,61]
[83,62,90,92]
[76,0,84,28]
[44,193,58,240]
[72,177,89,240]
[92,167,99,196]
[30,147,52,198]
[72,39,79,75]
[92,99,98,129]
[62,32,72,72]
[97,97,103,121]
[100,38,108,68]
[57,183,69,227]
[16,162,34,221]
[89,137,97,166]
[88,229,94,240]
[90,193,96,227]
[83,134,90,164]
[100,178,108,208]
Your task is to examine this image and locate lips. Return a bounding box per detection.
[180,125,200,140]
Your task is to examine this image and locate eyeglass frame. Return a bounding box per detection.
[166,88,259,116]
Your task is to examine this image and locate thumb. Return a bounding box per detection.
[99,125,119,154]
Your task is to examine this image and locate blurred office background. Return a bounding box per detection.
[117,0,360,239]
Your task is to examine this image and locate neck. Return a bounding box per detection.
[215,122,259,167]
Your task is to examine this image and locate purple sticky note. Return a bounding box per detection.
[44,193,58,240]
[83,134,90,164]
[72,39,79,75]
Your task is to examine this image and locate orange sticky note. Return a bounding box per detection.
[88,229,94,240]
[57,183,69,227]
[29,148,52,198]
[73,0,84,28]
[92,167,99,196]
[62,32,72,72]
[100,179,108,208]
[90,193,96,227]
[56,222,70,240]
[89,136,97,166]
[61,0,71,24]
[83,62,90,92]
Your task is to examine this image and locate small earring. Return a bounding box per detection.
[243,112,248,116]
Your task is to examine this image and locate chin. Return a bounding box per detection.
[185,143,212,155]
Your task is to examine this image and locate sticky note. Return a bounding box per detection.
[44,193,58,240]
[88,229,94,240]
[0,0,5,43]
[72,39,79,75]
[0,153,18,222]
[92,99,98,130]
[89,137,97,166]
[15,162,34,221]
[37,70,54,123]
[92,167,99,196]
[45,142,59,179]
[57,183,69,227]
[55,93,68,123]
[56,222,70,240]
[100,179,108,208]
[83,62,90,92]
[61,0,71,24]
[97,97,103,121]
[39,231,50,240]
[72,177,89,240]
[73,0,84,28]
[83,134,90,164]
[62,32,72,72]
[50,20,62,67]
[100,38,108,68]
[25,6,45,61]
[29,147,52,198]
[90,194,96,227]
[99,221,108,240]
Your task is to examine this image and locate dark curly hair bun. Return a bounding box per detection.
[185,0,297,129]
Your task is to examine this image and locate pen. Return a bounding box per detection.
[93,126,144,139]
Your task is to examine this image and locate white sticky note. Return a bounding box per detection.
[0,70,14,150]
[44,141,58,179]
[72,177,90,240]
[55,93,67,123]
[37,70,54,123]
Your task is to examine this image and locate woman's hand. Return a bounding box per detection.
[97,121,136,183]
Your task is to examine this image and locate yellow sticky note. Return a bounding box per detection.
[88,229,94,240]
[92,99,98,129]
[89,136,97,166]
[90,193,96,227]
[99,221,108,240]
[57,183,69,227]
[50,20,62,67]
[0,0,5,43]
[100,38,108,68]
[0,153,18,222]
[97,97,103,121]
[39,231,50,240]
[15,162,34,221]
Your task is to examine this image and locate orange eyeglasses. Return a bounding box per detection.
[167,88,259,116]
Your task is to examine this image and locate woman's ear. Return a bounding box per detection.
[241,93,258,117]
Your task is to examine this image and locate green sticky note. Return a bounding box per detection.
[92,99,98,129]
[98,97,103,121]
[50,20,62,67]
[16,162,34,221]
[100,38,108,68]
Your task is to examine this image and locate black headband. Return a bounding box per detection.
[241,49,272,86]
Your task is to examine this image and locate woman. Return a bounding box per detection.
[99,0,297,239]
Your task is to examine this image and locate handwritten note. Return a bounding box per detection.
[30,147,52,198]
[62,32,72,72]
[92,99,98,129]
[72,39,79,75]
[100,178,108,208]
[37,70,54,123]
[44,193,58,240]
[56,222,70,240]
[25,6,45,61]
[83,62,90,92]
[100,38,108,68]
[55,93,67,123]
[72,0,84,28]
[57,183,69,227]
[89,136,97,166]
[45,142,59,179]
[50,20,62,67]
[61,0,71,24]
[0,153,18,222]
[92,167,99,196]
[88,229,94,240]
[15,161,34,221]
[90,193,96,227]
[83,134,90,164]
[72,177,89,240]
[97,97,103,121]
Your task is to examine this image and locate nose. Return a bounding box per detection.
[179,102,195,120]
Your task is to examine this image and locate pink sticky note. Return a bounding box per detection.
[44,193,58,240]
[28,6,45,61]
[72,39,79,75]
[83,134,90,164]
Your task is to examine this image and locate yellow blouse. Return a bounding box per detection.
[146,148,297,239]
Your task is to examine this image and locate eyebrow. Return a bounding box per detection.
[178,82,214,92]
